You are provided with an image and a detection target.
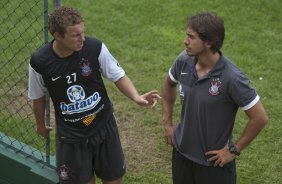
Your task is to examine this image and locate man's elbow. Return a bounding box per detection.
[261,114,269,126]
[256,113,269,129]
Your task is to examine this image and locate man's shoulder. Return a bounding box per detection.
[30,42,53,72]
[31,42,53,62]
[220,55,248,82]
[83,36,103,56]
[84,36,102,47]
[174,50,195,68]
[33,42,52,55]
[222,56,243,73]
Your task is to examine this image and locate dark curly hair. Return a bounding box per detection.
[48,6,84,36]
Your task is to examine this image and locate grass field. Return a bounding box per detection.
[1,0,281,183]
[55,0,282,183]
[62,0,282,183]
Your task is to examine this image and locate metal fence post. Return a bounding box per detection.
[44,0,61,166]
[43,0,51,166]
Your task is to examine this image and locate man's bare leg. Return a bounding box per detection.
[103,178,122,184]
[88,176,95,184]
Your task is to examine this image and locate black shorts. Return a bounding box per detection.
[172,148,236,184]
[56,114,125,184]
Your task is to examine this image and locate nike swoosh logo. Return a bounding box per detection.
[181,72,189,75]
[52,76,61,81]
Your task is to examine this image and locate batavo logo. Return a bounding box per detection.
[60,85,101,115]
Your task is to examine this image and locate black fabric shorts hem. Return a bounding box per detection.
[56,114,125,184]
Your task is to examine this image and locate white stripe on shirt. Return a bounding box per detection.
[241,95,260,111]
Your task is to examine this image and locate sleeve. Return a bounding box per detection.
[230,72,259,111]
[168,51,187,83]
[98,43,125,82]
[28,64,47,99]
[169,62,179,83]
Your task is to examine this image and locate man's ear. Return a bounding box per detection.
[205,41,212,49]
[53,32,63,40]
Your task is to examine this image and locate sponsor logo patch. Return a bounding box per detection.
[60,85,101,115]
[83,114,96,126]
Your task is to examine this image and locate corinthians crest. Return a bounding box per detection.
[79,58,92,76]
[59,164,69,181]
[209,78,221,96]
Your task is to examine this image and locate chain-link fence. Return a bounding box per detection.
[0,0,60,168]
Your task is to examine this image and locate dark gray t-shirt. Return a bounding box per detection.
[169,51,259,166]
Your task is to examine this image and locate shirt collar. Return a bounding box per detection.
[191,52,226,78]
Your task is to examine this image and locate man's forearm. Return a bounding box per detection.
[235,101,268,152]
[115,75,139,102]
[33,96,46,127]
[162,75,177,125]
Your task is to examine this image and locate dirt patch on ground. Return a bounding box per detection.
[0,88,33,119]
[117,116,162,172]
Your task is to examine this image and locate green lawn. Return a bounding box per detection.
[61,0,281,183]
[1,0,281,183]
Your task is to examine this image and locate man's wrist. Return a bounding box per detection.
[229,145,240,156]
[162,119,173,125]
